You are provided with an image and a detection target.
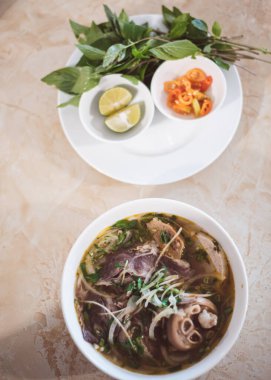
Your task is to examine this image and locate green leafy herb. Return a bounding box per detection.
[212,21,222,37]
[150,40,200,60]
[133,336,144,355]
[168,14,190,39]
[42,5,271,107]
[195,249,209,263]
[191,19,208,33]
[120,20,150,41]
[102,43,126,67]
[80,262,101,283]
[137,277,142,290]
[160,230,171,243]
[114,219,138,230]
[127,281,135,292]
[114,261,123,268]
[41,66,100,94]
[58,95,81,108]
[76,44,105,60]
[121,74,139,84]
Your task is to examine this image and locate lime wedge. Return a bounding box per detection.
[99,87,132,116]
[105,104,141,133]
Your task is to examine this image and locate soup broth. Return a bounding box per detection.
[75,213,235,374]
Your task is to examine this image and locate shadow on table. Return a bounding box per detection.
[0,305,113,379]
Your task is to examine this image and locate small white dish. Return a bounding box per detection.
[151,56,227,123]
[79,74,154,143]
[61,198,248,380]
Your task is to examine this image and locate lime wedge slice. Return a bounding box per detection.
[99,87,132,116]
[105,104,141,133]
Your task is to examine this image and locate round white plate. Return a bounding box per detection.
[58,15,243,185]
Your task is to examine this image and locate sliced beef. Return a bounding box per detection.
[78,293,111,344]
[196,232,228,280]
[97,242,159,285]
[161,256,191,278]
[147,218,185,259]
[98,252,131,282]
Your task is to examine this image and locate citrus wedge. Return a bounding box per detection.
[99,87,132,116]
[105,104,141,133]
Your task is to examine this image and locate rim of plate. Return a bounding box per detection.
[61,198,248,380]
[57,14,243,185]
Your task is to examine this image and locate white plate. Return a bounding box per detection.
[58,15,243,185]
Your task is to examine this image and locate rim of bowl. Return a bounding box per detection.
[79,74,155,144]
[151,56,227,123]
[61,198,248,380]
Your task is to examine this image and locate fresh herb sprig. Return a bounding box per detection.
[42,5,271,107]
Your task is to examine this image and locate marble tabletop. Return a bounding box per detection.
[1,0,271,379]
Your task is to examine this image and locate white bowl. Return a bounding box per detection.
[151,56,227,123]
[61,198,248,380]
[79,74,154,143]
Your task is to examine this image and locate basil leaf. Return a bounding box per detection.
[69,20,90,40]
[120,21,150,41]
[80,263,100,283]
[76,44,105,60]
[212,42,233,51]
[41,66,100,94]
[103,43,126,68]
[160,231,171,243]
[103,4,120,34]
[169,14,190,39]
[191,19,208,33]
[41,67,79,94]
[70,20,104,45]
[150,40,200,60]
[72,69,100,93]
[118,9,129,24]
[138,62,149,81]
[85,22,104,44]
[173,6,182,17]
[203,44,213,54]
[162,5,176,27]
[212,21,222,37]
[121,74,139,84]
[58,95,81,108]
[213,57,230,70]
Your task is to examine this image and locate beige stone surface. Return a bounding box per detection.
[0,0,271,379]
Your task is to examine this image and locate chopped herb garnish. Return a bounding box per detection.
[127,281,135,292]
[94,244,107,254]
[114,261,123,268]
[117,231,126,245]
[133,336,144,355]
[80,262,101,283]
[137,277,142,290]
[160,231,171,243]
[195,249,209,263]
[162,298,169,307]
[114,219,138,230]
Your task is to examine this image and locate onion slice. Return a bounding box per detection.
[82,300,135,350]
[149,308,175,340]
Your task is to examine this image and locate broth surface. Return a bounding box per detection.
[75,213,235,374]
